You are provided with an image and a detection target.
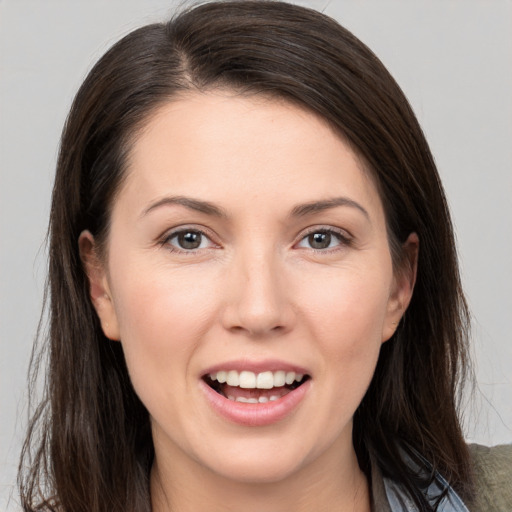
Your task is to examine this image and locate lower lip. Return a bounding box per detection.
[200,379,311,427]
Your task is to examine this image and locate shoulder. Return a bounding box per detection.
[468,443,512,512]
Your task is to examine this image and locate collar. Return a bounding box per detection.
[370,451,470,512]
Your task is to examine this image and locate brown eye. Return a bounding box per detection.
[178,231,202,249]
[296,228,349,251]
[167,230,210,251]
[308,232,332,249]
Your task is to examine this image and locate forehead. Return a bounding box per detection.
[118,91,384,221]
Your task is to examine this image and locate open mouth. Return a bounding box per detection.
[203,370,310,403]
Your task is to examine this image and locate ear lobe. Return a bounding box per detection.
[78,230,120,341]
[382,232,419,342]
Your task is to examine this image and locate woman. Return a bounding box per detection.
[18,1,510,511]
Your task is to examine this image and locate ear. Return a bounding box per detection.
[78,230,120,341]
[382,232,419,342]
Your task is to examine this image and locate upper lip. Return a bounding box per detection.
[201,359,311,378]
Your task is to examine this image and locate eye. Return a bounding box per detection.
[296,229,349,250]
[165,229,214,251]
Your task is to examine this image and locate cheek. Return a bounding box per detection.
[297,265,391,395]
[113,260,217,331]
[300,265,391,345]
[108,262,219,392]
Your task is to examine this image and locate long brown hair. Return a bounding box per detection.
[19,2,473,510]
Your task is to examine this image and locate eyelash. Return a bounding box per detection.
[160,226,217,254]
[160,226,352,254]
[295,226,353,252]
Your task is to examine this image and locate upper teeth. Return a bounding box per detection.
[209,370,304,389]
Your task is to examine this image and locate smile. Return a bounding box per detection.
[200,366,312,426]
[205,370,308,403]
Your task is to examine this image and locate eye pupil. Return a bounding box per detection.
[309,232,331,249]
[178,231,202,249]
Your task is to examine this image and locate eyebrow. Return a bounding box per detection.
[290,197,370,220]
[141,196,228,218]
[141,195,369,221]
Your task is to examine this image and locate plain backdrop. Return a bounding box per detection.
[1,1,511,510]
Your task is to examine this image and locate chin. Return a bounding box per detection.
[190,431,322,486]
[210,455,307,485]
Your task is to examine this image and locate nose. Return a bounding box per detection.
[221,248,295,338]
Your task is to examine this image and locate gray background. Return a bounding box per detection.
[1,0,511,509]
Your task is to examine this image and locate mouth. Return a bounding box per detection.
[203,370,311,404]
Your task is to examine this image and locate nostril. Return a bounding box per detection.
[227,323,286,337]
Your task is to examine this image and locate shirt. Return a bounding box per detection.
[370,444,512,511]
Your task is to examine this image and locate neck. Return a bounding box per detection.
[150,440,370,512]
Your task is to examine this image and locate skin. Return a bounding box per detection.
[80,91,418,512]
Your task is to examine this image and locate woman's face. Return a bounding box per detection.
[82,92,415,485]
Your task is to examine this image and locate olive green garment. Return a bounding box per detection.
[370,444,512,511]
[468,443,512,512]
